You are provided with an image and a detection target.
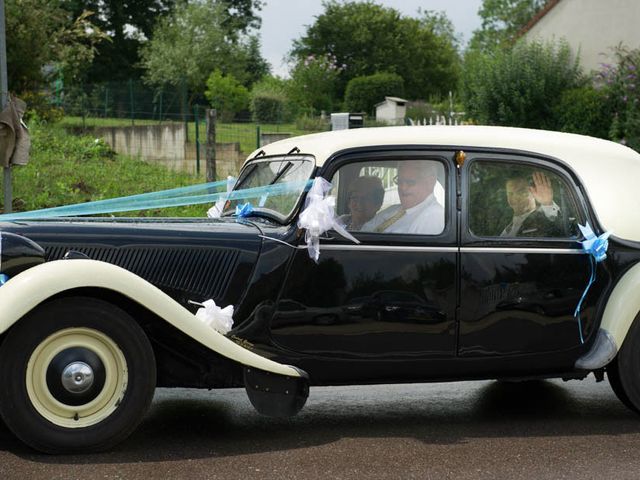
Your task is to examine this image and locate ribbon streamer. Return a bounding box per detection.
[0,231,6,286]
[0,179,312,220]
[208,176,236,218]
[297,177,360,262]
[574,222,611,343]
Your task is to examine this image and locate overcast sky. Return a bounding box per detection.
[260,0,484,77]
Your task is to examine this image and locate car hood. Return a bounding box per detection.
[0,217,264,310]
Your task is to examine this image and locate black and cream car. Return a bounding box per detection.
[1,125,639,453]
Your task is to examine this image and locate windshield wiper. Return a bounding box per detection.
[270,161,293,186]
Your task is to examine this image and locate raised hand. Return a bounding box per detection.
[529,171,554,206]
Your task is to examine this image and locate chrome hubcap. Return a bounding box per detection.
[61,362,94,394]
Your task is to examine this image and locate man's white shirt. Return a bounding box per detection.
[361,194,444,235]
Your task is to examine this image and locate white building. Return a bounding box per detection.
[375,97,408,125]
[521,0,640,73]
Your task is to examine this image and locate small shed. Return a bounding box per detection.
[375,96,408,125]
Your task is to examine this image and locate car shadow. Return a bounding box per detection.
[2,378,639,463]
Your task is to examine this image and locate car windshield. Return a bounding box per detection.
[223,155,315,220]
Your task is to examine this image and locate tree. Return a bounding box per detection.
[61,0,176,82]
[469,0,546,52]
[461,40,583,128]
[290,1,459,100]
[140,1,268,96]
[6,0,106,92]
[61,0,263,83]
[288,54,342,114]
[205,71,250,122]
[344,72,404,114]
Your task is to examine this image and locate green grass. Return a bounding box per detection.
[1,123,210,217]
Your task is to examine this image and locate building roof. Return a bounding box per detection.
[519,0,562,37]
[375,96,408,108]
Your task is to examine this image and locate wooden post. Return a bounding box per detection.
[205,109,216,182]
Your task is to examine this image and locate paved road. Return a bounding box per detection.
[0,377,639,479]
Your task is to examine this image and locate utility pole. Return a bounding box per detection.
[0,0,10,213]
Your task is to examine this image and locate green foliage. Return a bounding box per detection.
[1,124,207,216]
[553,86,612,139]
[469,0,546,52]
[250,76,293,122]
[60,0,263,83]
[6,0,106,91]
[290,1,460,100]
[288,54,342,115]
[205,71,250,122]
[19,91,64,124]
[461,40,583,128]
[344,73,405,114]
[140,1,268,93]
[597,46,640,150]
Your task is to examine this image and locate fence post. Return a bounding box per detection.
[104,85,109,118]
[256,124,261,149]
[181,77,188,142]
[205,109,216,182]
[158,88,163,123]
[194,105,200,176]
[128,79,135,126]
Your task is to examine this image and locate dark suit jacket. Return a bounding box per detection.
[507,208,564,237]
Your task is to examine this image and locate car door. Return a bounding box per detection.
[270,150,458,372]
[458,152,610,365]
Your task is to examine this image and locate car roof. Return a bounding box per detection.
[248,125,640,241]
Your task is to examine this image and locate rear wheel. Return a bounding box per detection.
[0,297,156,453]
[607,314,640,414]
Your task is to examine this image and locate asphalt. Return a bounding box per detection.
[1,377,639,479]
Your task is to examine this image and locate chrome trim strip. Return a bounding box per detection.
[460,247,584,254]
[321,245,458,253]
[320,245,584,254]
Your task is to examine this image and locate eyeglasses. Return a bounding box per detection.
[393,176,419,187]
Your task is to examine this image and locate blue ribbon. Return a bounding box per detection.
[574,223,611,343]
[0,180,313,220]
[0,274,8,286]
[234,203,253,217]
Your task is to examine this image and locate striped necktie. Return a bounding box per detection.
[375,208,406,233]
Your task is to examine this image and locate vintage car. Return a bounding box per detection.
[1,125,640,453]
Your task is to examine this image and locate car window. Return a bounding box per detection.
[330,159,446,235]
[468,161,583,238]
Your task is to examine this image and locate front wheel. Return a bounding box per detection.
[0,297,156,453]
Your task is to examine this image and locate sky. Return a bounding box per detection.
[260,0,484,77]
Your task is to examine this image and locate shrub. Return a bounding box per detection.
[205,70,250,122]
[597,46,640,150]
[461,40,583,129]
[344,72,405,114]
[250,76,293,123]
[19,90,63,123]
[251,94,286,123]
[553,86,612,139]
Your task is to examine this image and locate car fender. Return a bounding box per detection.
[0,259,303,378]
[600,261,640,349]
